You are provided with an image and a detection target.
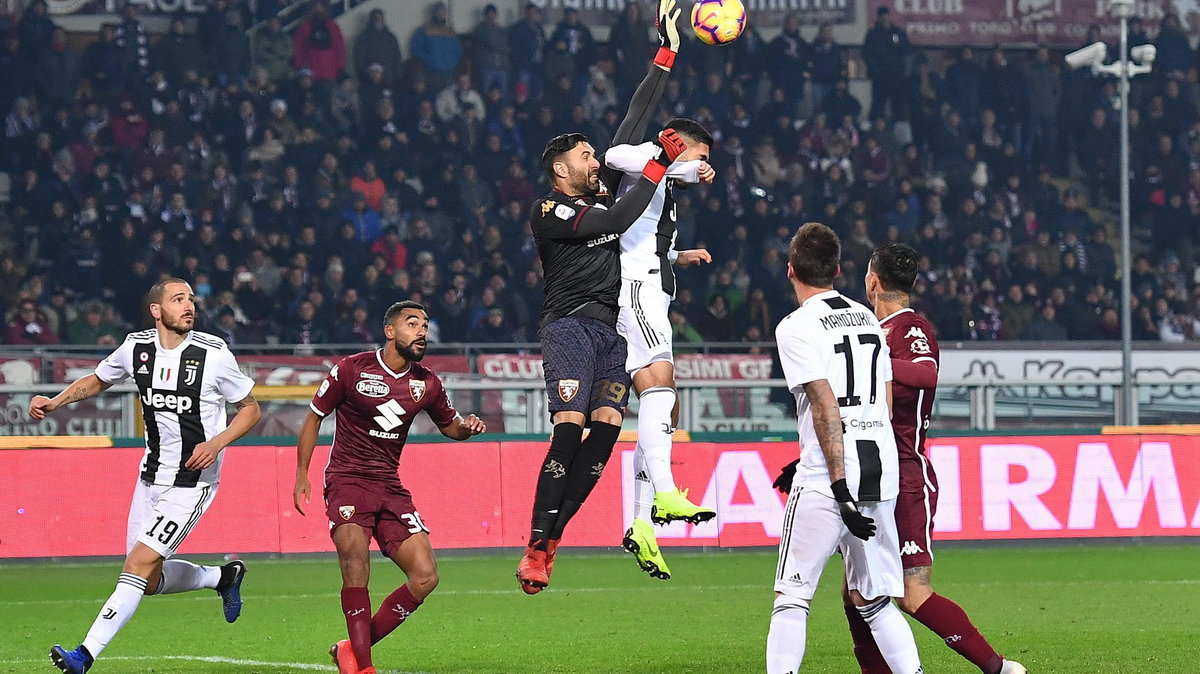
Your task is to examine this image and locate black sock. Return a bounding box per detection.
[550,421,621,539]
[529,422,583,550]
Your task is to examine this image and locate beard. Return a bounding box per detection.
[395,337,427,362]
[161,312,193,335]
[568,164,599,196]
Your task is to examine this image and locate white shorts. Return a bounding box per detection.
[774,487,903,602]
[126,479,218,558]
[616,278,673,374]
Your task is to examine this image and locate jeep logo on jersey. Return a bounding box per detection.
[409,380,426,402]
[558,379,579,402]
[140,391,194,414]
[356,380,390,398]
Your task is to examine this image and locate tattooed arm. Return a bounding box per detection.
[28,374,113,420]
[803,379,845,483]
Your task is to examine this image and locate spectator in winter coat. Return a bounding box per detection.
[474,4,511,97]
[294,0,345,82]
[6,300,58,345]
[353,8,401,81]
[411,1,463,90]
[255,16,294,81]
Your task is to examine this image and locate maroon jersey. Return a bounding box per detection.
[310,350,458,482]
[880,309,940,493]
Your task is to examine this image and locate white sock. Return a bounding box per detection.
[766,594,810,674]
[637,387,677,494]
[155,559,222,595]
[859,597,923,674]
[633,446,654,523]
[81,573,147,658]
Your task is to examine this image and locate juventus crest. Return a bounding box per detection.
[183,359,200,387]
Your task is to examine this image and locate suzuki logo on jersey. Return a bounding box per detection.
[586,233,619,247]
[899,541,925,556]
[409,380,426,402]
[356,380,390,398]
[373,399,406,432]
[183,359,199,386]
[141,391,194,414]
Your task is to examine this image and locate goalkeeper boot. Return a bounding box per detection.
[545,539,560,578]
[216,560,246,623]
[999,660,1027,674]
[49,645,92,674]
[516,544,549,594]
[622,519,671,580]
[329,640,357,674]
[651,488,716,525]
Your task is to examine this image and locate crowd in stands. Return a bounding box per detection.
[2,0,1200,348]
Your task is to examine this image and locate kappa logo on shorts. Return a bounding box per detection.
[409,379,426,402]
[339,505,355,520]
[558,379,580,402]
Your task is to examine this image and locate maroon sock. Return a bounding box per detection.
[913,593,1003,674]
[843,603,891,674]
[370,584,422,644]
[340,586,373,669]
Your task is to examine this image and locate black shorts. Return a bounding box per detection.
[540,316,631,418]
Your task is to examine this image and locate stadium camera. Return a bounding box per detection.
[1131,44,1156,65]
[1065,41,1108,70]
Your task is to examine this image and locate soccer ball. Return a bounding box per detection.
[691,0,746,46]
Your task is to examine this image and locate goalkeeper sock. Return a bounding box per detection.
[844,602,891,674]
[153,559,221,594]
[632,446,654,523]
[636,386,677,494]
[550,421,620,539]
[913,593,1002,673]
[859,597,922,674]
[81,572,147,658]
[341,586,373,669]
[766,594,809,674]
[529,423,583,550]
[371,584,422,644]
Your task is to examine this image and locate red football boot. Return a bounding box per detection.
[329,640,357,674]
[545,539,560,577]
[516,544,549,594]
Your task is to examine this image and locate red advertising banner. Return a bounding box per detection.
[873,0,1200,47]
[2,434,1197,558]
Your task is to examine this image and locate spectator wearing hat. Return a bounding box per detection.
[411,1,463,91]
[354,8,401,81]
[863,5,908,121]
[294,0,345,83]
[254,16,295,81]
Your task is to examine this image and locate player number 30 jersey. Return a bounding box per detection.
[776,291,898,502]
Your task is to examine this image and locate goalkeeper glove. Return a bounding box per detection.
[654,0,682,69]
[831,478,876,541]
[643,128,688,184]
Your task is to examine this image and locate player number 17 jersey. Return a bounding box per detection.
[775,291,898,502]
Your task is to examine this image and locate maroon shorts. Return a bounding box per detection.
[895,487,938,569]
[324,476,429,557]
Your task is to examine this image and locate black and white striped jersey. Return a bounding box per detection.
[606,141,702,297]
[95,330,255,487]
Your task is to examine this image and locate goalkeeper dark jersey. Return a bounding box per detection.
[530,179,658,329]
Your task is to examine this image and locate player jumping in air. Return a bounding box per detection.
[604,118,718,579]
[294,301,486,674]
[515,0,689,594]
[842,243,1026,674]
[32,278,260,674]
[767,224,923,674]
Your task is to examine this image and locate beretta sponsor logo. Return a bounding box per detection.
[356,380,390,397]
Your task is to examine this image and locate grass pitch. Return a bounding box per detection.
[1,544,1196,673]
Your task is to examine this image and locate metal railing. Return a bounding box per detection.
[3,374,1199,437]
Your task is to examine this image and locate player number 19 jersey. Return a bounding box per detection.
[775,290,898,502]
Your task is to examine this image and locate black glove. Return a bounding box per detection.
[773,459,799,494]
[831,478,876,541]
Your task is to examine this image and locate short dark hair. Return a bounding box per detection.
[148,277,190,305]
[870,242,920,293]
[788,222,840,288]
[665,118,714,149]
[541,132,589,176]
[384,300,427,325]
